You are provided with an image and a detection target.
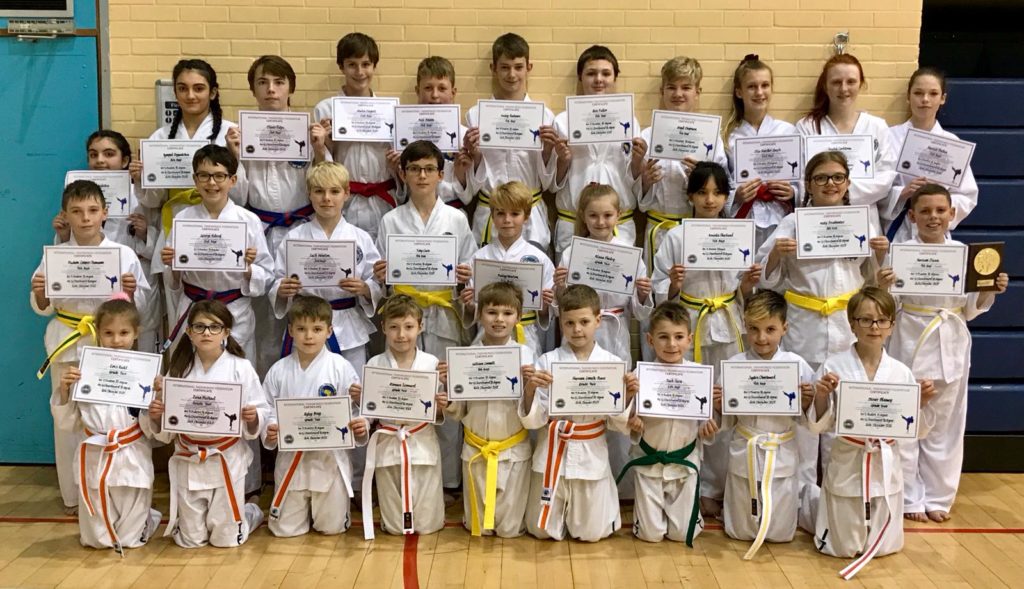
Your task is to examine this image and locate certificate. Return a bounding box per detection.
[385,234,459,286]
[285,239,357,288]
[648,110,721,161]
[890,243,967,296]
[721,361,802,416]
[896,128,975,188]
[733,135,803,183]
[446,346,523,401]
[835,381,921,440]
[635,362,713,420]
[795,205,871,259]
[72,346,162,409]
[681,219,757,271]
[476,100,546,151]
[331,97,399,142]
[44,246,122,298]
[360,366,438,423]
[276,397,355,451]
[473,259,545,311]
[394,105,462,153]
[549,362,626,416]
[803,135,875,179]
[65,171,134,218]
[172,219,249,272]
[565,94,634,144]
[162,378,244,437]
[565,236,642,296]
[238,110,312,162]
[140,139,207,189]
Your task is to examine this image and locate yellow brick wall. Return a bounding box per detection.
[109,0,923,145]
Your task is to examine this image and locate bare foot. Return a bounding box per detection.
[904,511,927,522]
[64,504,78,516]
[700,496,723,519]
[927,510,951,523]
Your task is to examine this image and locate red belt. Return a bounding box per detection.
[350,179,397,208]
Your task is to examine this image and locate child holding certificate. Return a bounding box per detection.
[521,285,637,542]
[446,283,536,537]
[32,180,151,515]
[52,296,161,552]
[877,185,1007,523]
[465,33,556,251]
[146,300,270,548]
[549,45,641,259]
[353,295,448,537]
[263,295,369,537]
[724,56,798,250]
[617,302,720,545]
[882,68,979,244]
[801,287,935,578]
[462,181,555,355]
[313,33,399,243]
[719,291,814,558]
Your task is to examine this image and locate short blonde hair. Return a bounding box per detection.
[489,181,533,219]
[661,56,703,87]
[306,161,350,192]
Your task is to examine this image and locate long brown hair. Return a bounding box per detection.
[574,184,620,237]
[166,300,245,378]
[803,151,851,207]
[806,54,865,133]
[724,55,772,142]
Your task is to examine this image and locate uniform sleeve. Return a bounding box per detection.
[805,363,835,434]
[519,354,550,429]
[241,361,271,441]
[242,221,275,298]
[629,257,654,319]
[650,229,681,303]
[756,218,793,289]
[125,249,151,321]
[358,233,385,317]
[50,399,81,432]
[268,236,290,320]
[30,256,55,316]
[847,121,897,208]
[261,367,281,449]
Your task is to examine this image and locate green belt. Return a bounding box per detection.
[616,437,701,547]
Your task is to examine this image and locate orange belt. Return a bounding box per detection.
[270,449,353,521]
[361,421,431,540]
[836,436,897,580]
[165,435,242,541]
[537,419,606,532]
[80,423,144,556]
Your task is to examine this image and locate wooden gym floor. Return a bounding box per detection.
[0,466,1023,588]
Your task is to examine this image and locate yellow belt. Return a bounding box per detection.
[515,311,538,345]
[900,303,965,369]
[645,210,686,272]
[784,290,857,316]
[37,310,96,379]
[161,188,203,235]
[736,425,795,560]
[678,292,742,364]
[464,426,529,536]
[476,189,542,246]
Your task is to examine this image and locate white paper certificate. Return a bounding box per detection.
[473,259,545,311]
[565,94,635,145]
[795,205,871,259]
[162,378,244,437]
[140,140,207,189]
[331,97,399,142]
[44,246,122,298]
[549,362,626,416]
[803,135,876,179]
[681,219,757,271]
[890,243,967,296]
[276,397,355,451]
[721,361,802,416]
[238,110,312,162]
[285,239,357,288]
[476,100,546,151]
[65,171,134,218]
[72,347,163,409]
[648,110,721,161]
[172,219,249,272]
[635,362,714,420]
[733,135,803,183]
[360,366,438,423]
[566,236,642,296]
[895,128,975,188]
[385,234,459,286]
[447,346,523,401]
[836,381,921,440]
[394,105,461,153]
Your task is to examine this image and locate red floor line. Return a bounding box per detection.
[403,533,420,589]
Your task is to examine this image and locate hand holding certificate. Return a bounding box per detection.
[733,135,803,183]
[836,381,921,440]
[276,397,355,451]
[721,361,802,416]
[172,219,249,272]
[648,110,721,161]
[285,240,357,288]
[239,110,312,162]
[65,171,134,218]
[44,246,122,298]
[473,259,545,311]
[446,346,523,401]
[360,366,439,423]
[140,140,207,189]
[795,206,871,259]
[73,347,162,409]
[565,236,642,296]
[681,219,757,271]
[162,378,244,437]
[385,235,459,286]
[803,135,875,179]
[476,100,546,151]
[394,105,461,153]
[635,362,713,420]
[549,362,626,417]
[331,97,399,142]
[896,128,975,188]
[890,243,967,296]
[565,94,634,144]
